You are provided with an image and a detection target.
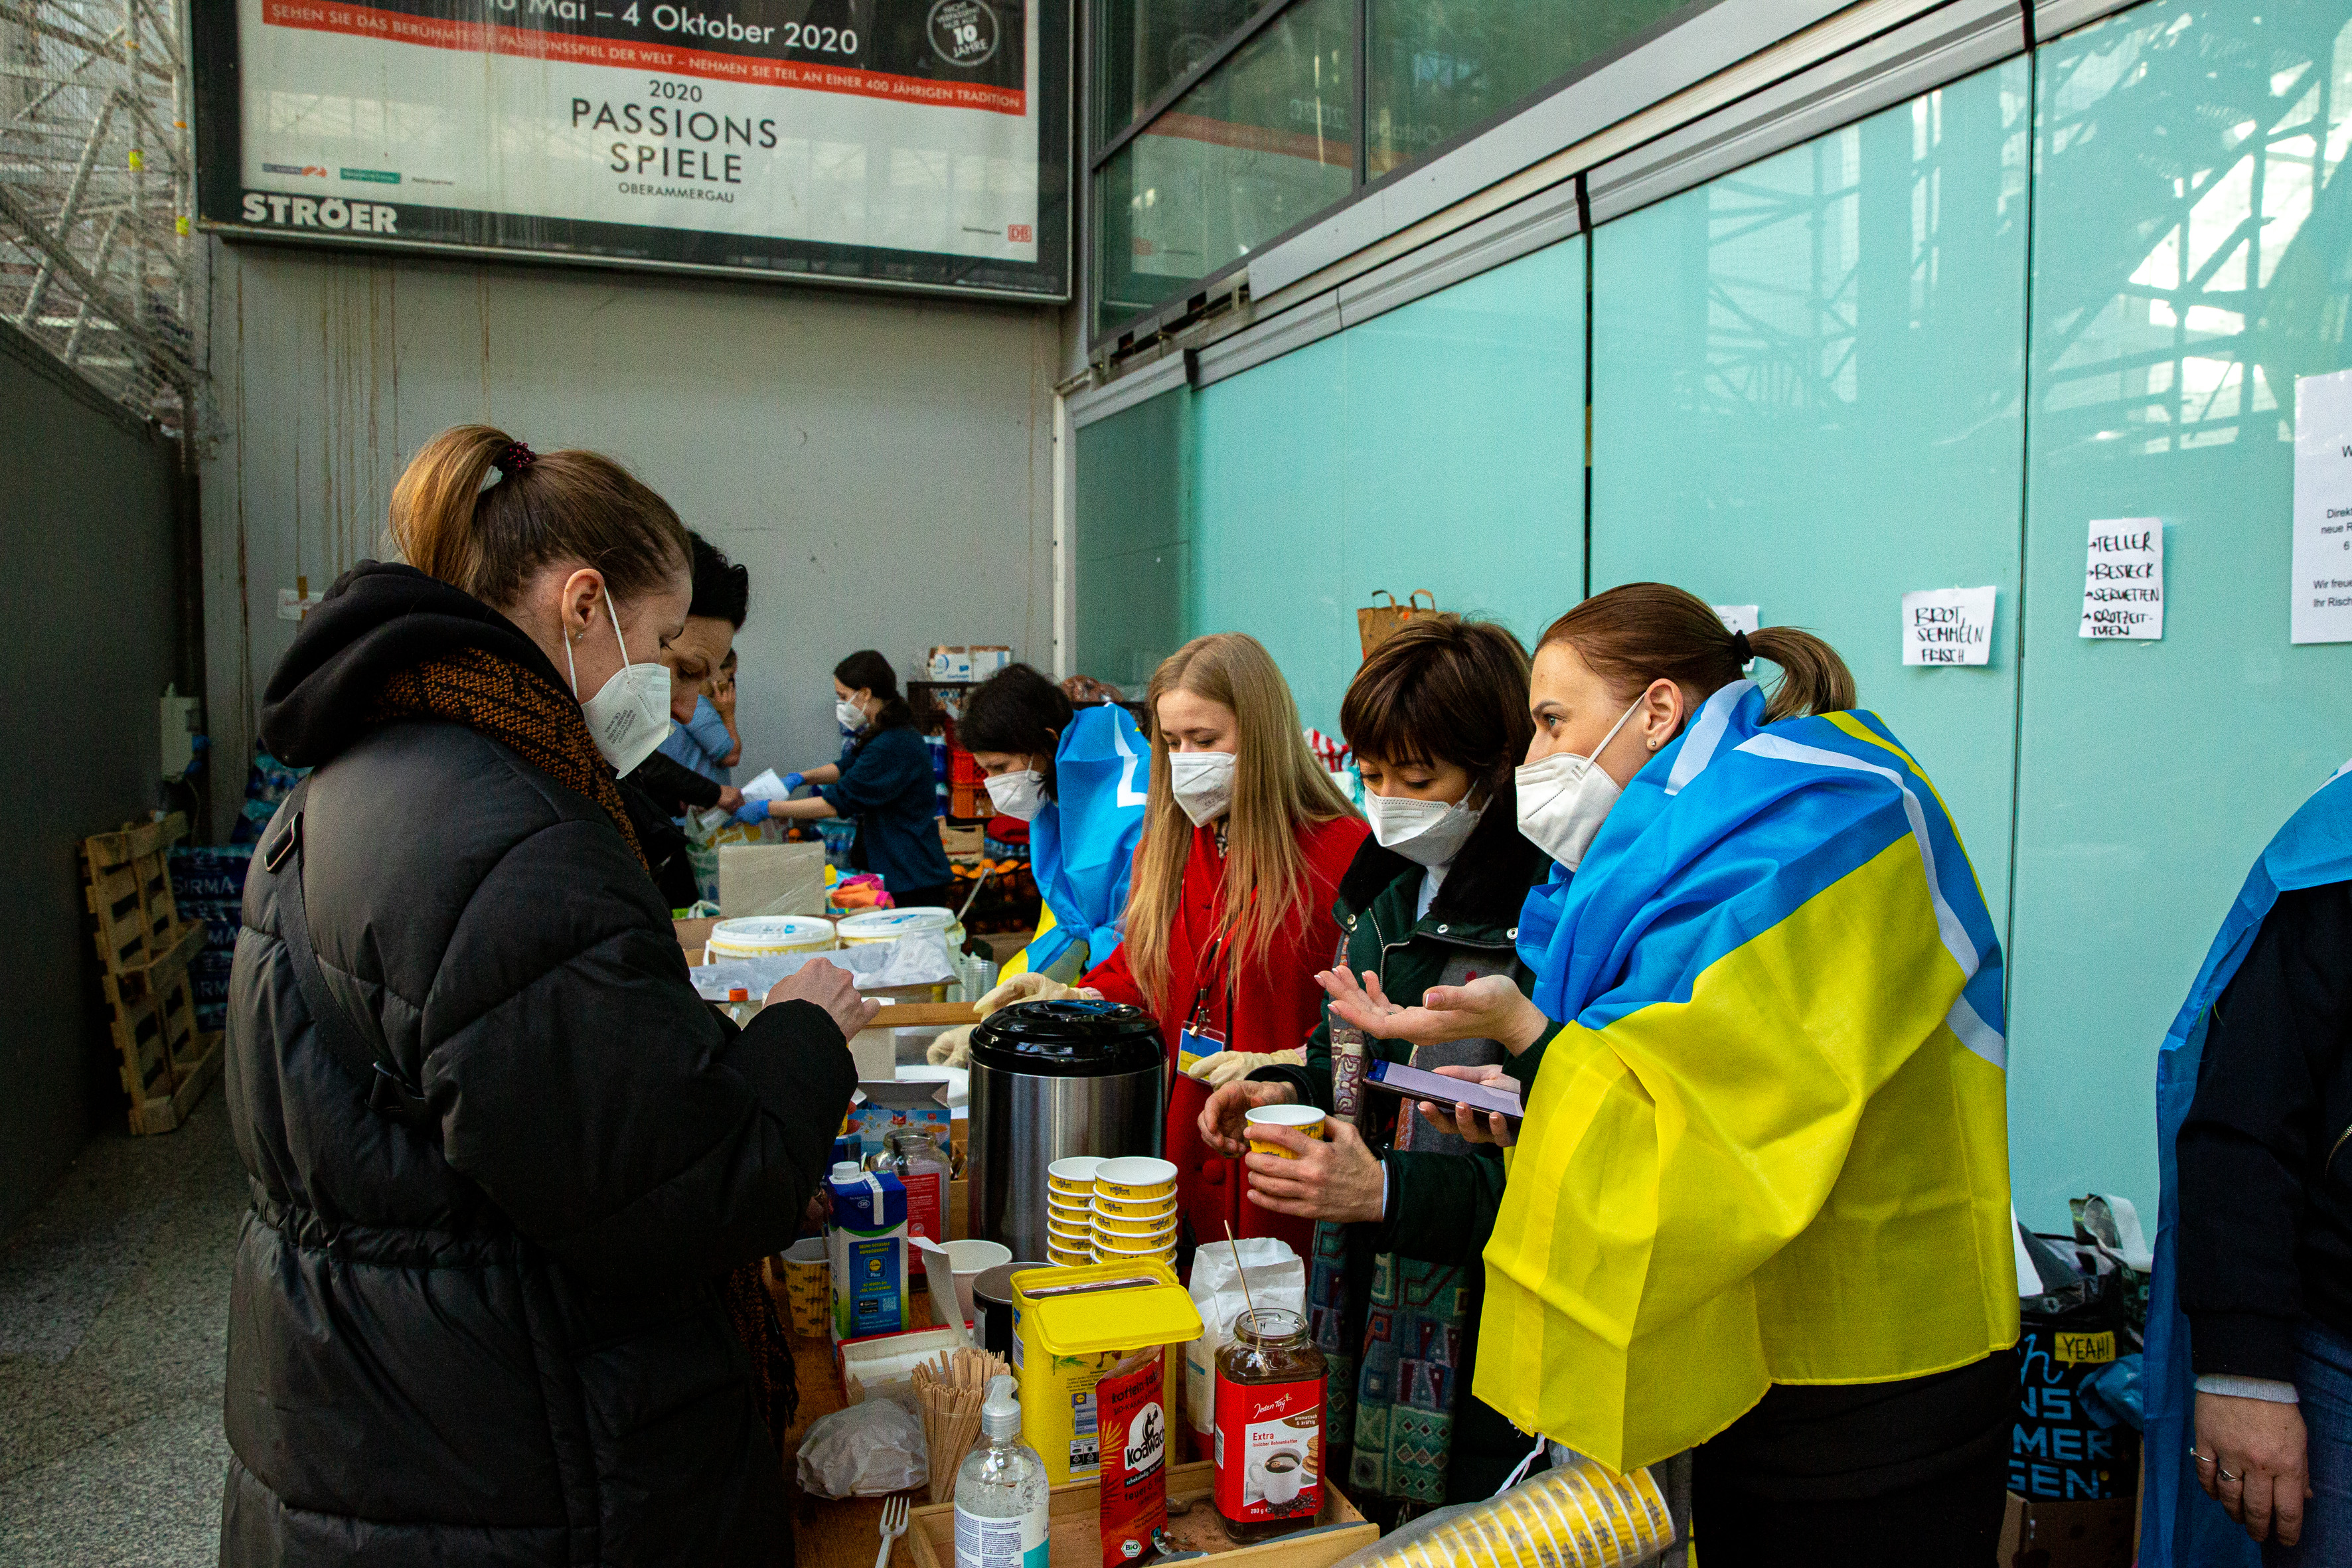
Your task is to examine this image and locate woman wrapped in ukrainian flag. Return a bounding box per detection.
[1321,583,2019,1565]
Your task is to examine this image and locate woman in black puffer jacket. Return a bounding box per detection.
[220,426,870,1567]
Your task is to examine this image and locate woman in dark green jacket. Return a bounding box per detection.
[1199,619,1549,1516]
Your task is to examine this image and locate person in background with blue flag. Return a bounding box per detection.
[964,663,1148,981]
[1322,583,2017,1567]
[2146,761,2352,1565]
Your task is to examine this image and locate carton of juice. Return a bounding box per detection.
[826,1164,907,1341]
[1009,1261,1201,1487]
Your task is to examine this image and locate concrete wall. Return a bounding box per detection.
[200,240,1063,834]
[0,324,186,1231]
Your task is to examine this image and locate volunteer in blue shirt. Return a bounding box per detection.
[738,649,955,909]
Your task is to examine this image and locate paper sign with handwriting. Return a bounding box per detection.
[1902,587,1996,666]
[2295,368,2352,643]
[2080,520,2163,639]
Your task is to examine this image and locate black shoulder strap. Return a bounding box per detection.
[261,778,438,1133]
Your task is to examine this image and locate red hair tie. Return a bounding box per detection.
[495,440,536,475]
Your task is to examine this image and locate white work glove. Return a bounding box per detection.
[927,1024,975,1068]
[974,971,1101,1018]
[1186,1045,1306,1087]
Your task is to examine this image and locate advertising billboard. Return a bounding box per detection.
[193,0,1068,299]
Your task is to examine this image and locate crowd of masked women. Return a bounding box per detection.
[216,424,2349,1568]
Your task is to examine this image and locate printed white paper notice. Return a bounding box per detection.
[2080,520,2163,639]
[740,769,793,803]
[1902,587,1997,666]
[1712,605,1761,637]
[2296,368,2352,643]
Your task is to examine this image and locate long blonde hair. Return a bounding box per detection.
[1123,633,1356,1007]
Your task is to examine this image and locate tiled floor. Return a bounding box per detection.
[0,1091,243,1567]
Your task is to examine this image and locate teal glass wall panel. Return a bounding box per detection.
[1192,332,1353,726]
[1591,60,2033,926]
[1190,238,1585,736]
[2007,0,2352,1225]
[1075,389,1197,691]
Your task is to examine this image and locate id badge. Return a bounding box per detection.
[1177,1024,1226,1075]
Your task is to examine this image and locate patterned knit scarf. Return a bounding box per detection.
[369,646,799,1446]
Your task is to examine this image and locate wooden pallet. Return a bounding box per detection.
[79,813,222,1135]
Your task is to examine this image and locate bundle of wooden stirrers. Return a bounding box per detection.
[913,1347,1010,1503]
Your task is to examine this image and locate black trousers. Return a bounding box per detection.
[1691,1350,2018,1568]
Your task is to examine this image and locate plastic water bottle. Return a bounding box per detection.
[955,1375,1048,1568]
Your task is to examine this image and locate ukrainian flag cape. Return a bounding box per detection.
[2143,759,2352,1568]
[1002,703,1149,979]
[1478,682,2018,1472]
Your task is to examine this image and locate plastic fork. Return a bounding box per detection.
[872,1493,911,1568]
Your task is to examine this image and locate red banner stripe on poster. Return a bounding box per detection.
[260,0,1028,116]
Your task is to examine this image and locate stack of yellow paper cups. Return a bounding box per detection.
[1044,1157,1101,1266]
[1089,1157,1179,1266]
[1362,1456,1674,1567]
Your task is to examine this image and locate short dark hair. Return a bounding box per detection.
[688,533,749,627]
[961,663,1071,759]
[1340,619,1533,787]
[834,649,915,730]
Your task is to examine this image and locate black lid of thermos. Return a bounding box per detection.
[967,998,1164,1078]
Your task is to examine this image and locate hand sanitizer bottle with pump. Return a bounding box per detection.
[954,1374,1048,1568]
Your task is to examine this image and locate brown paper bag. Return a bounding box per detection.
[1357,590,1446,659]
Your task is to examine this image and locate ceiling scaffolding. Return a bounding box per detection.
[0,0,197,428]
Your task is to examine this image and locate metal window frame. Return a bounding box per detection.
[1073,0,2146,388]
[1082,0,1735,351]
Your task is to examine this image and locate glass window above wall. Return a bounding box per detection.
[1095,0,1357,339]
[1095,0,1285,145]
[1366,0,1701,179]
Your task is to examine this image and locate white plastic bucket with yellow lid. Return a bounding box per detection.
[704,916,836,962]
[835,905,965,949]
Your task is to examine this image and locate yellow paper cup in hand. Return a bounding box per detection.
[1245,1103,1327,1158]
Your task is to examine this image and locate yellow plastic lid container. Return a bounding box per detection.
[706,915,835,959]
[836,906,965,947]
[1012,1259,1201,1354]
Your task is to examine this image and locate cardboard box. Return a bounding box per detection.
[717,841,827,917]
[902,1461,1373,1568]
[1998,1492,2134,1568]
[924,645,1014,682]
[848,1079,952,1161]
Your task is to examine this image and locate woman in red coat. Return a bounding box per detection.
[1087,633,1364,1249]
[992,633,1364,1249]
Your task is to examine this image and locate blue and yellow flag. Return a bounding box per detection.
[1479,680,2017,1472]
[1001,703,1150,979]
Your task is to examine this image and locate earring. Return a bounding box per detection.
[1648,739,1659,751]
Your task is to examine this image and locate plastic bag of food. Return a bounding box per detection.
[1097,1348,1170,1567]
[794,1395,928,1499]
[1184,1239,1304,1442]
[1324,1453,1684,1568]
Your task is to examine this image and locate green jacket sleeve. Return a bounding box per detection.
[1500,1017,1565,1093]
[1375,1146,1508,1267]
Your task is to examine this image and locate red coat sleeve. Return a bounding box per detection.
[1081,937,1148,1010]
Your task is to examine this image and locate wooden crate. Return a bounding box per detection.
[901,1461,1375,1568]
[79,813,224,1135]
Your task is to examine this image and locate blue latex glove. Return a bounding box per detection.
[733,801,772,825]
[784,771,806,792]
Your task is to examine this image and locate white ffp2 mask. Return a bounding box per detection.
[1364,791,1483,869]
[1168,750,1235,826]
[1514,700,1643,870]
[835,698,868,732]
[568,588,672,776]
[984,769,1047,822]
